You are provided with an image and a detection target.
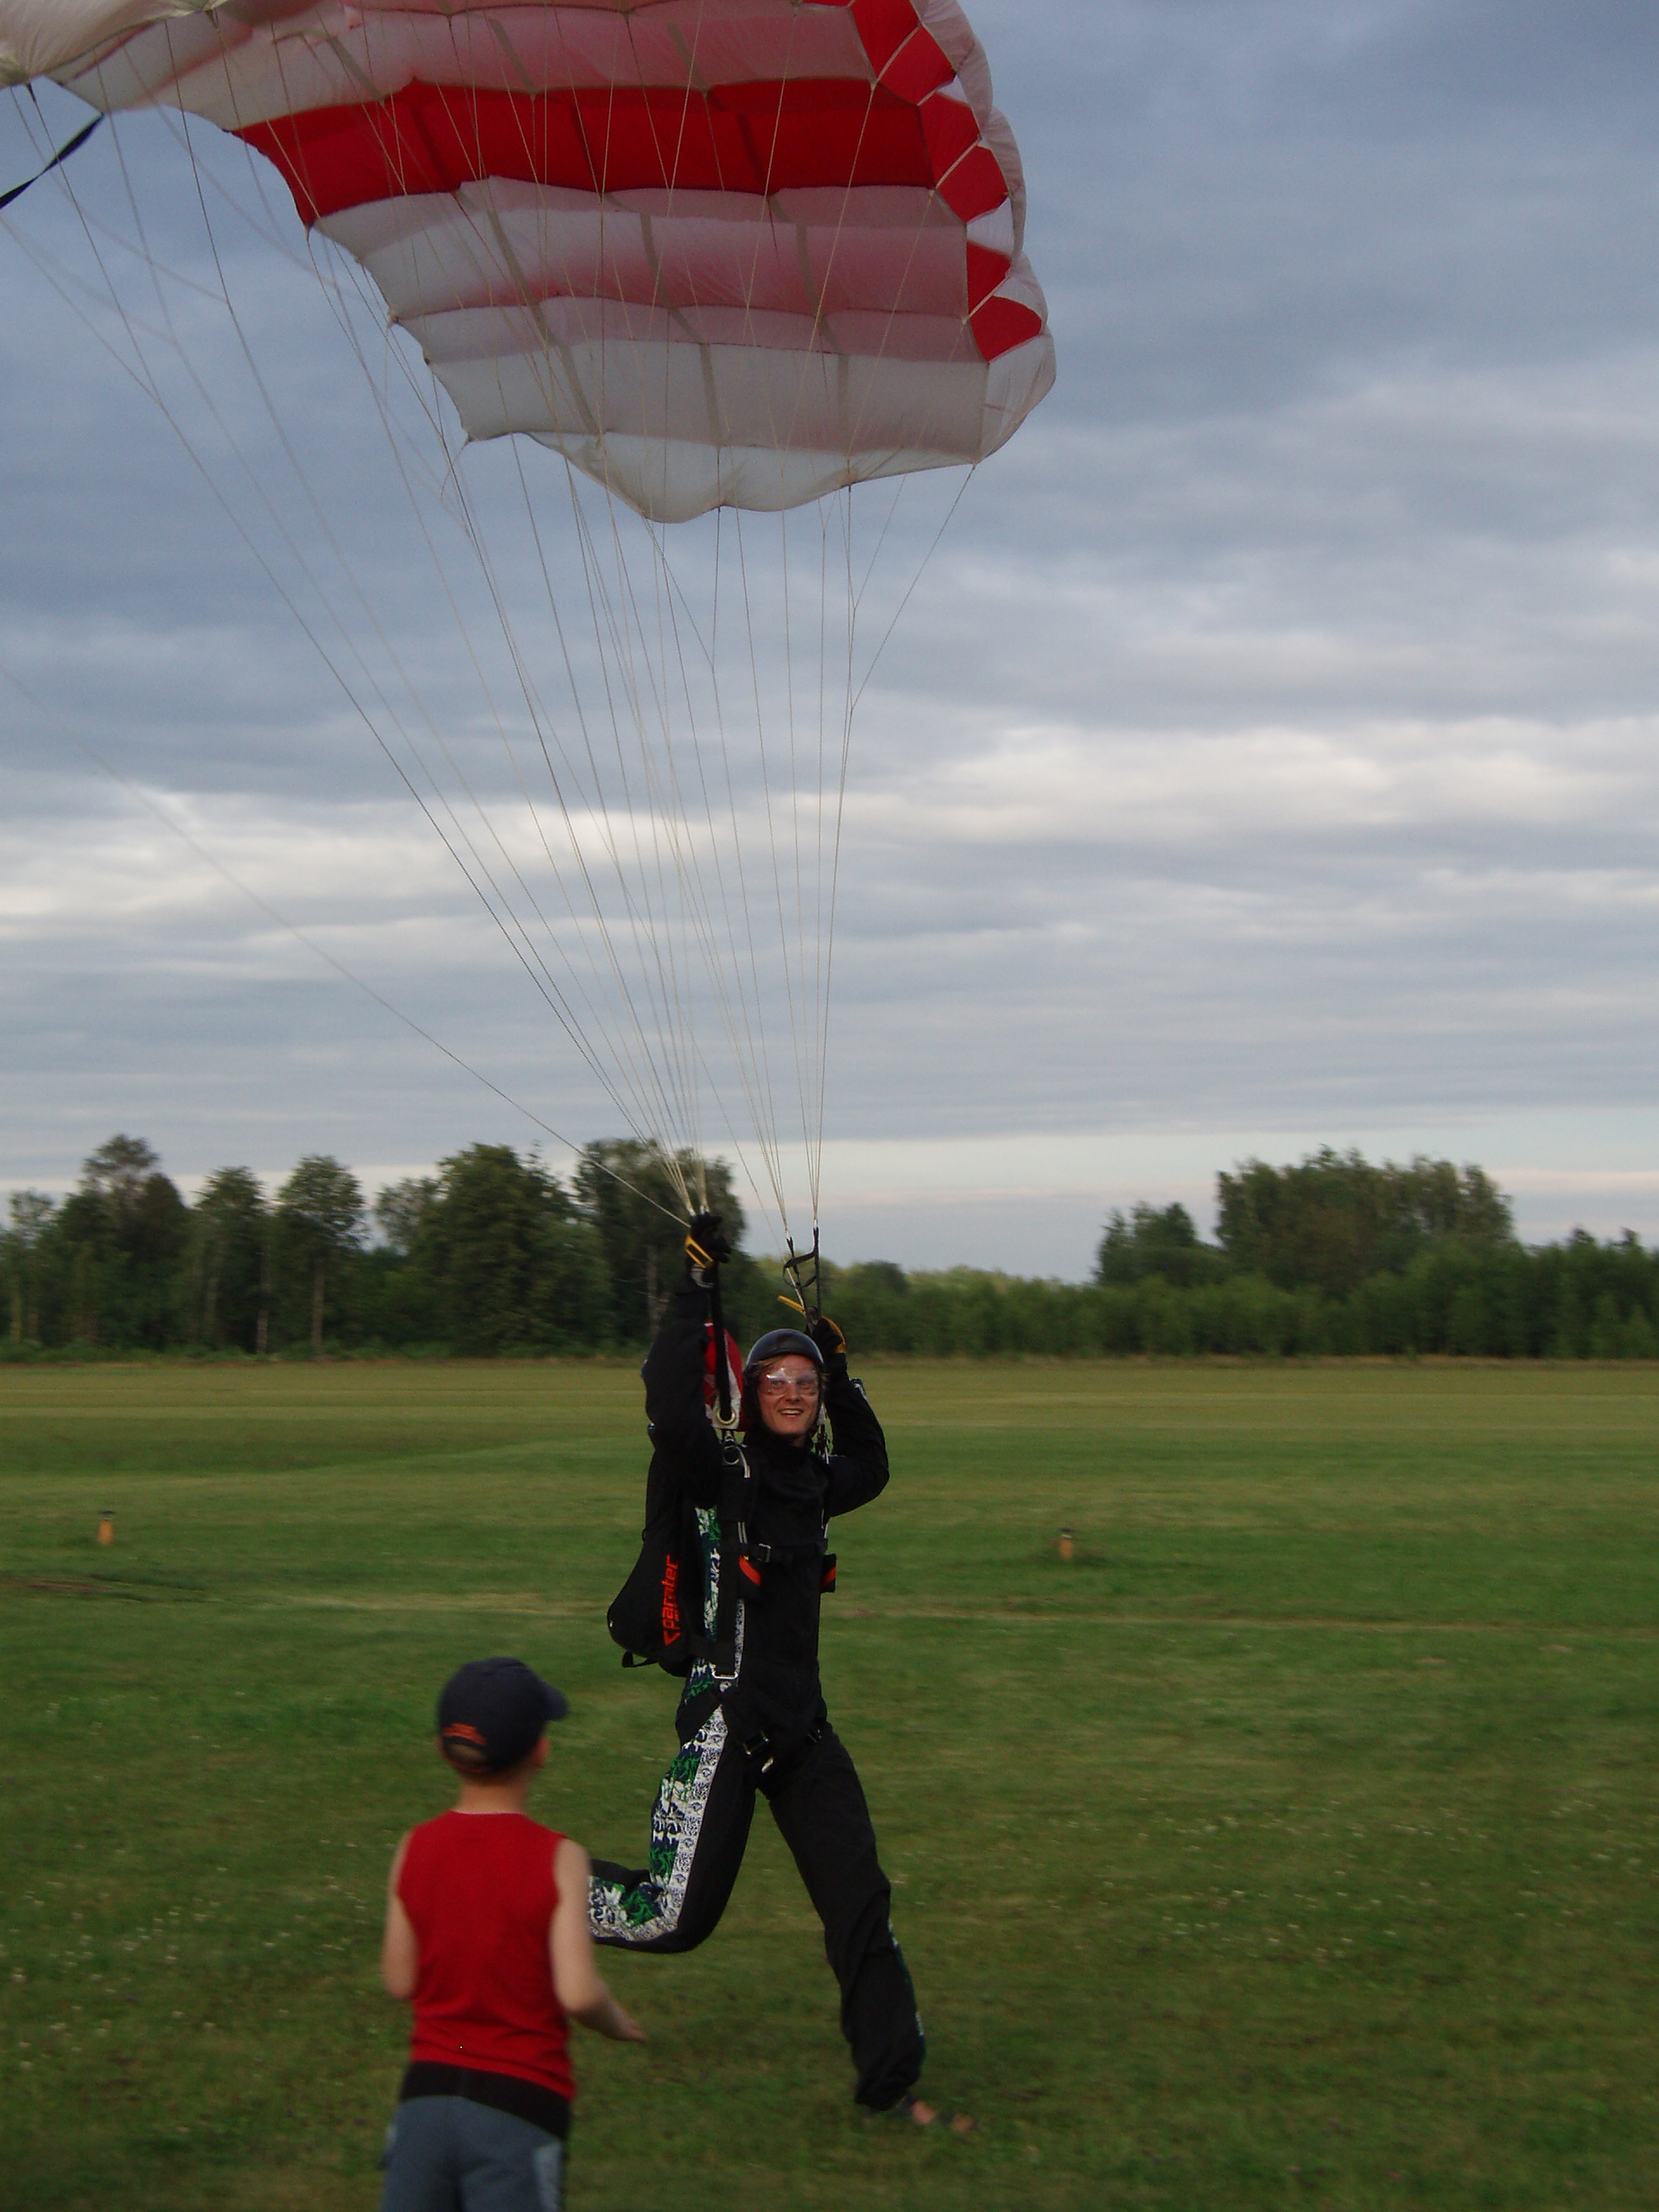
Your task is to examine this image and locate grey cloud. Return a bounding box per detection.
[3,9,1657,1262]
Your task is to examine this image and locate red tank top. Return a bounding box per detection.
[397,1810,575,2101]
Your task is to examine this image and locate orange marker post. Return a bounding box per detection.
[1058,1528,1075,1564]
[97,1510,114,1548]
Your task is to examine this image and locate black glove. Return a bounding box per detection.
[809,1311,847,1360]
[684,1211,734,1286]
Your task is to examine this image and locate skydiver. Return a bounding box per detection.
[588,1216,969,2129]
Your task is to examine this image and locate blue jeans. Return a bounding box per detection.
[381,2096,565,2212]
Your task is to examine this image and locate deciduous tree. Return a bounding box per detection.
[1095,1202,1226,1289]
[274,1156,365,1357]
[3,1192,54,1344]
[190,1168,269,1351]
[410,1146,607,1354]
[1216,1149,1515,1297]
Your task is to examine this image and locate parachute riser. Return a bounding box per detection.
[707,1255,737,1431]
[779,1229,823,1329]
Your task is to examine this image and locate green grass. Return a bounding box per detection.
[2,1358,1656,2211]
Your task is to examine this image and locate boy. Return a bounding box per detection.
[379,1656,645,2212]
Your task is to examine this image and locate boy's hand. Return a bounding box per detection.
[581,1985,645,2042]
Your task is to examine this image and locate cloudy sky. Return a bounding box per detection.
[3,1,1657,1276]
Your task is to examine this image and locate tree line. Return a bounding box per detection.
[0,1135,764,1359]
[2,1137,1656,1361]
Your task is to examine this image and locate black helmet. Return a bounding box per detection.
[743,1328,823,1376]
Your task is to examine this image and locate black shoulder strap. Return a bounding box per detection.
[703,1434,754,1675]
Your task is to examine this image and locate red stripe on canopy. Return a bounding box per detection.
[969,294,1045,359]
[228,6,1044,371]
[239,81,936,223]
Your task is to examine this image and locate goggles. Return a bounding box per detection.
[755,1366,822,1396]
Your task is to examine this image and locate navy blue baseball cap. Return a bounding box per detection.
[437,1657,568,1774]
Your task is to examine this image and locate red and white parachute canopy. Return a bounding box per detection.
[10,0,1054,520]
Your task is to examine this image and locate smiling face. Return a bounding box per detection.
[753,1356,823,1441]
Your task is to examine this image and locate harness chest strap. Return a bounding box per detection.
[611,1433,836,1673]
[704,1436,835,1668]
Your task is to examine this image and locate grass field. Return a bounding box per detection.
[2,1357,1656,2212]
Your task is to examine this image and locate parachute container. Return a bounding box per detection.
[36,0,1054,520]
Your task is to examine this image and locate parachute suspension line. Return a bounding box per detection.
[798,489,842,1230]
[502,442,716,1160]
[312,288,717,1203]
[288,223,703,1169]
[703,505,798,1231]
[578,29,702,1164]
[812,469,976,1224]
[849,471,976,724]
[658,518,789,1234]
[621,505,795,1245]
[155,101,317,270]
[429,471,696,1163]
[0,664,683,1230]
[131,106,569,1058]
[573,464,712,1205]
[684,499,785,1225]
[397,397,699,1159]
[11,119,556,1073]
[300,142,707,1178]
[805,490,843,1227]
[561,458,696,1153]
[550,462,700,1154]
[660,4,869,1251]
[233,35,683,1128]
[524,474,735,1188]
[736,52,952,1238]
[574,480,795,1238]
[160,112,686,1160]
[640,498,712,1181]
[731,502,811,1243]
[777,503,816,1202]
[810,480,879,1234]
[632,511,705,1189]
[36,104,675,1164]
[580,471,796,1236]
[641,518,763,1175]
[28,12,1016,1253]
[643,510,796,1243]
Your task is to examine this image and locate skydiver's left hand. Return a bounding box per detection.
[810,1311,847,1360]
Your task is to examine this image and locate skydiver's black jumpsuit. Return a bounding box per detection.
[588,1291,925,2113]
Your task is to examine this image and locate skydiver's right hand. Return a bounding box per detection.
[684,1211,733,1285]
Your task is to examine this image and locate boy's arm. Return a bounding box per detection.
[381,1833,418,2000]
[550,1839,646,2043]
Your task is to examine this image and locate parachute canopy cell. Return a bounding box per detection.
[24,0,1054,519]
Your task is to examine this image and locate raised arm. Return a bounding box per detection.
[821,1357,890,1519]
[550,1838,645,2042]
[639,1290,726,1507]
